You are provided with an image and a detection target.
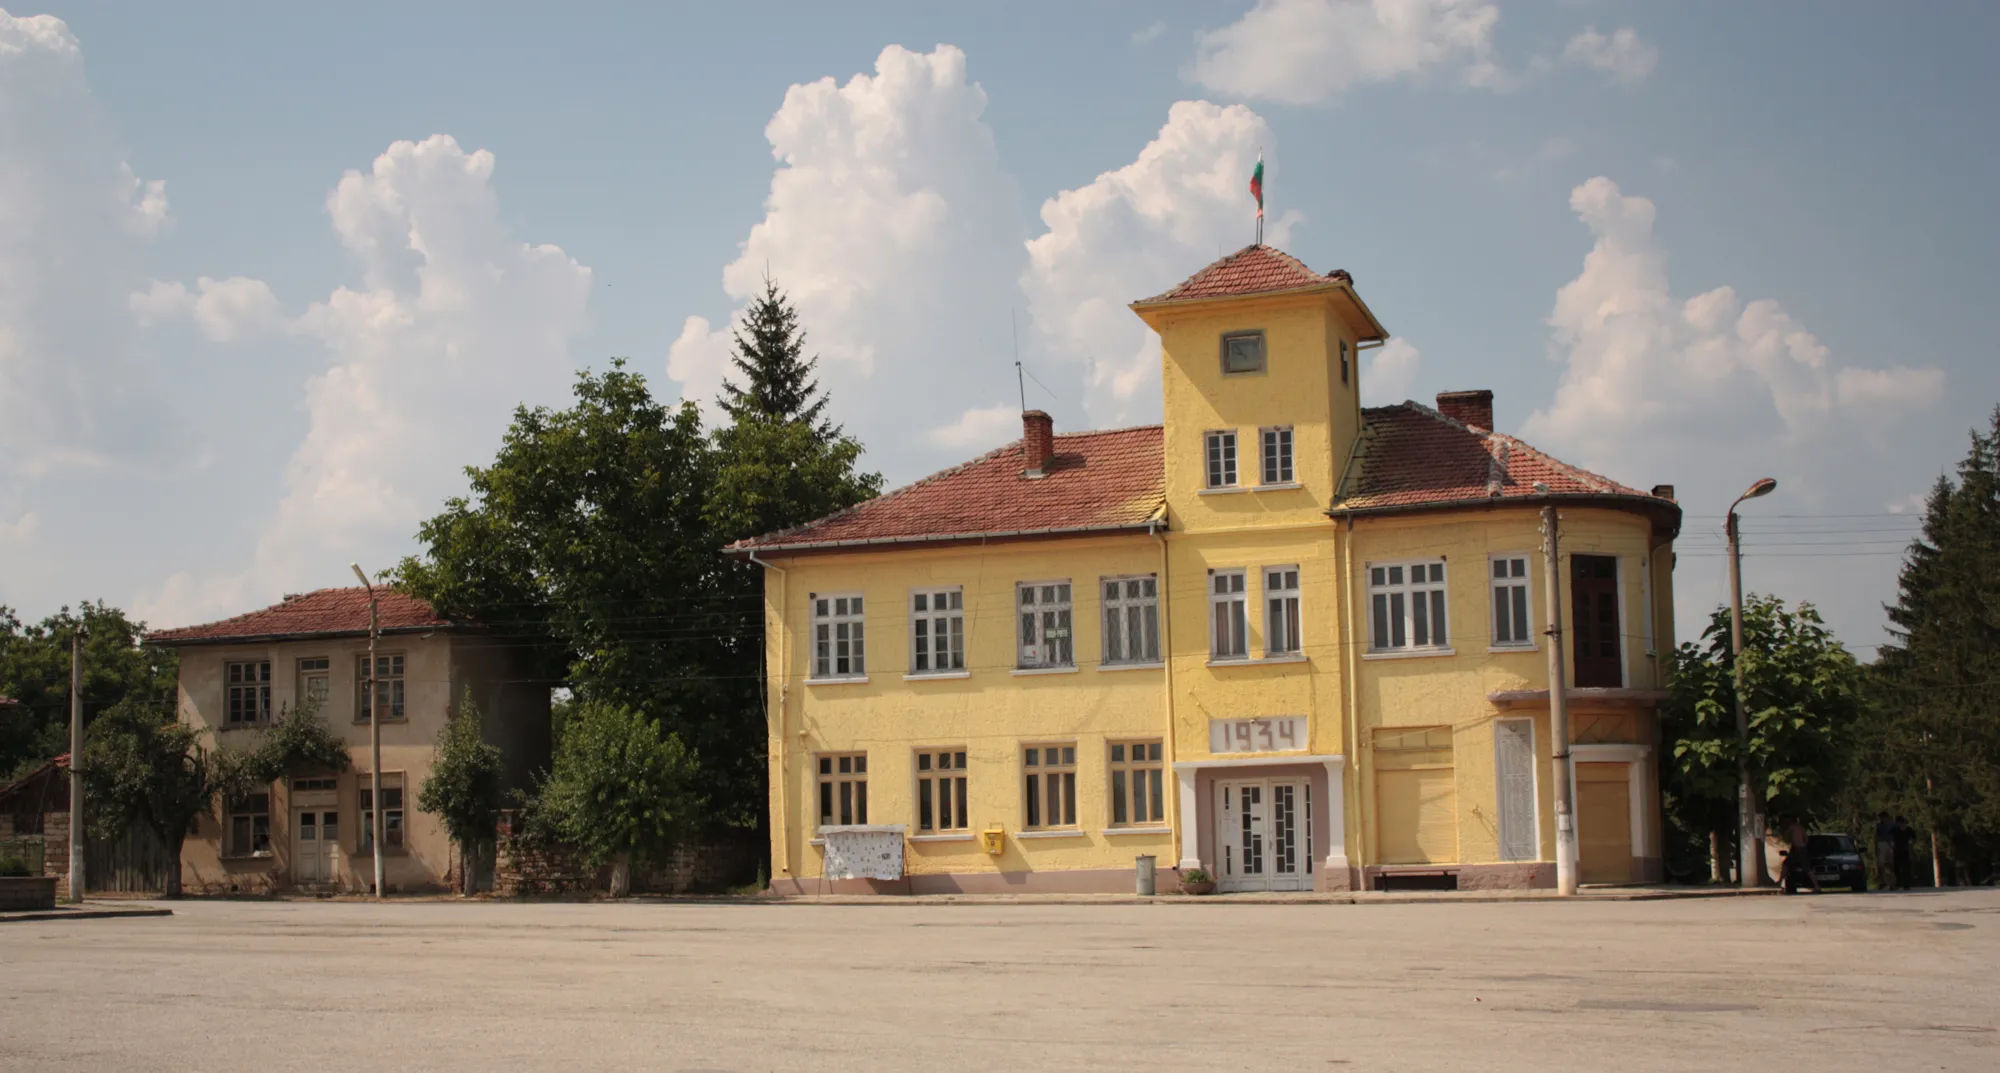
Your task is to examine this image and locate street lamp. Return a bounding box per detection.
[351,562,385,900]
[1727,477,1776,888]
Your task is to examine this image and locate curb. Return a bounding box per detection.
[752,887,1786,907]
[0,907,176,923]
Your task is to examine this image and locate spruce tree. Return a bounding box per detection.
[719,276,832,433]
[1861,407,2000,882]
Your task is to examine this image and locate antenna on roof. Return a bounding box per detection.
[1013,309,1026,413]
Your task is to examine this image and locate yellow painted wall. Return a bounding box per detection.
[762,535,1177,885]
[1346,506,1673,869]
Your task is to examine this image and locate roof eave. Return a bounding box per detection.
[1328,492,1682,538]
[145,622,468,648]
[728,518,1168,558]
[1129,281,1389,341]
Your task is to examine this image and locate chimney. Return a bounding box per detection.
[1436,389,1494,431]
[1022,410,1054,477]
[1651,484,1676,501]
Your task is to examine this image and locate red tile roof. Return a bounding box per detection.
[1138,244,1353,305]
[1335,401,1677,524]
[728,426,1167,553]
[147,587,457,646]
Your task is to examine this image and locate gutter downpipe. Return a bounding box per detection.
[748,549,791,885]
[1150,517,1177,858]
[1339,513,1367,890]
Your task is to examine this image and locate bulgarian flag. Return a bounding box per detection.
[1249,153,1265,219]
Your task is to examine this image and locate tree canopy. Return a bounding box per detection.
[0,602,177,780]
[1858,407,2000,881]
[534,700,701,896]
[417,690,504,863]
[79,698,217,898]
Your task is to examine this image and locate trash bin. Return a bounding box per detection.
[1135,854,1157,896]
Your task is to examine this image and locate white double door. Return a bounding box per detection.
[1215,778,1312,892]
[294,809,338,885]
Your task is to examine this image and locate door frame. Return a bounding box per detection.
[1568,553,1627,688]
[1570,743,1650,860]
[1492,716,1541,862]
[1213,777,1312,893]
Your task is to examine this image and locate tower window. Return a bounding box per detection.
[1341,339,1350,386]
[1221,330,1266,375]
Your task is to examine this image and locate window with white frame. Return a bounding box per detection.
[355,654,405,723]
[225,790,270,855]
[811,594,866,679]
[1265,566,1302,657]
[1102,575,1160,666]
[1023,744,1077,829]
[1491,556,1533,647]
[1204,430,1238,488]
[1017,581,1073,669]
[1260,426,1294,485]
[297,657,330,712]
[1221,330,1266,375]
[816,753,868,827]
[225,661,271,727]
[1210,569,1249,660]
[915,749,968,833]
[910,588,964,675]
[358,773,404,851]
[1369,561,1450,651]
[1108,741,1164,827]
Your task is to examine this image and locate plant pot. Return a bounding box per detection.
[1180,880,1216,896]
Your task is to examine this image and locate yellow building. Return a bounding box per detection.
[734,245,1680,894]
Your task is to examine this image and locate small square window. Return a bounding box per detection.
[1221,331,1266,375]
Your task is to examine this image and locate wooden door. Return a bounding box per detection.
[1577,763,1633,883]
[1570,555,1622,688]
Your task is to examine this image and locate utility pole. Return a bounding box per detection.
[1542,504,1577,896]
[1727,477,1777,887]
[351,563,385,899]
[68,627,85,903]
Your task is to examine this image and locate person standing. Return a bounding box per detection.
[1781,816,1822,894]
[1892,816,1916,890]
[1873,811,1897,890]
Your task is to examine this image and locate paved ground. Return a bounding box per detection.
[3,890,1994,1072]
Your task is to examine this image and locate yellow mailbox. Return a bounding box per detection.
[980,827,1005,855]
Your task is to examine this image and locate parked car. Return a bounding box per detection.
[1781,833,1868,893]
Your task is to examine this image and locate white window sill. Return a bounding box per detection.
[907,832,975,843]
[1488,644,1538,654]
[1102,826,1174,837]
[1205,656,1252,667]
[1255,481,1302,491]
[1012,665,1080,677]
[808,838,824,847]
[1256,653,1308,665]
[1014,829,1086,840]
[1361,647,1457,661]
[1197,486,1252,496]
[805,675,870,686]
[1099,661,1164,673]
[904,670,971,681]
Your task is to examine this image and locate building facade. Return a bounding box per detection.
[735,244,1680,894]
[150,589,549,894]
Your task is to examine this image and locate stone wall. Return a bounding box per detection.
[491,810,759,897]
[43,811,69,900]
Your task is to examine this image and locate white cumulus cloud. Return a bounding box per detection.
[1191,0,1502,105]
[136,135,592,626]
[927,403,1020,451]
[0,9,177,478]
[129,276,287,341]
[665,44,1028,482]
[1362,338,1421,405]
[1022,100,1297,428]
[1563,26,1658,86]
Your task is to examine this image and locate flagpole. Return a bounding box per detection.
[1251,149,1265,246]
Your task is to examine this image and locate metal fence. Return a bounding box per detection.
[0,835,45,875]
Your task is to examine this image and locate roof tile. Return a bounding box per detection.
[1139,244,1351,305]
[729,426,1166,552]
[147,587,454,645]
[1336,401,1669,514]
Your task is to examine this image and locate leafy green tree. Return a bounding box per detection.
[1860,407,2000,883]
[418,691,503,892]
[0,602,177,780]
[1661,595,1864,880]
[243,699,353,783]
[535,700,701,896]
[78,699,219,898]
[396,361,752,821]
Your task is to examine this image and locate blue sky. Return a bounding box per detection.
[4,1,1997,654]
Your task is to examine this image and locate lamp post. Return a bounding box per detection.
[351,563,385,899]
[1727,477,1777,888]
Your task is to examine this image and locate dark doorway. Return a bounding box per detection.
[1570,555,1622,688]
